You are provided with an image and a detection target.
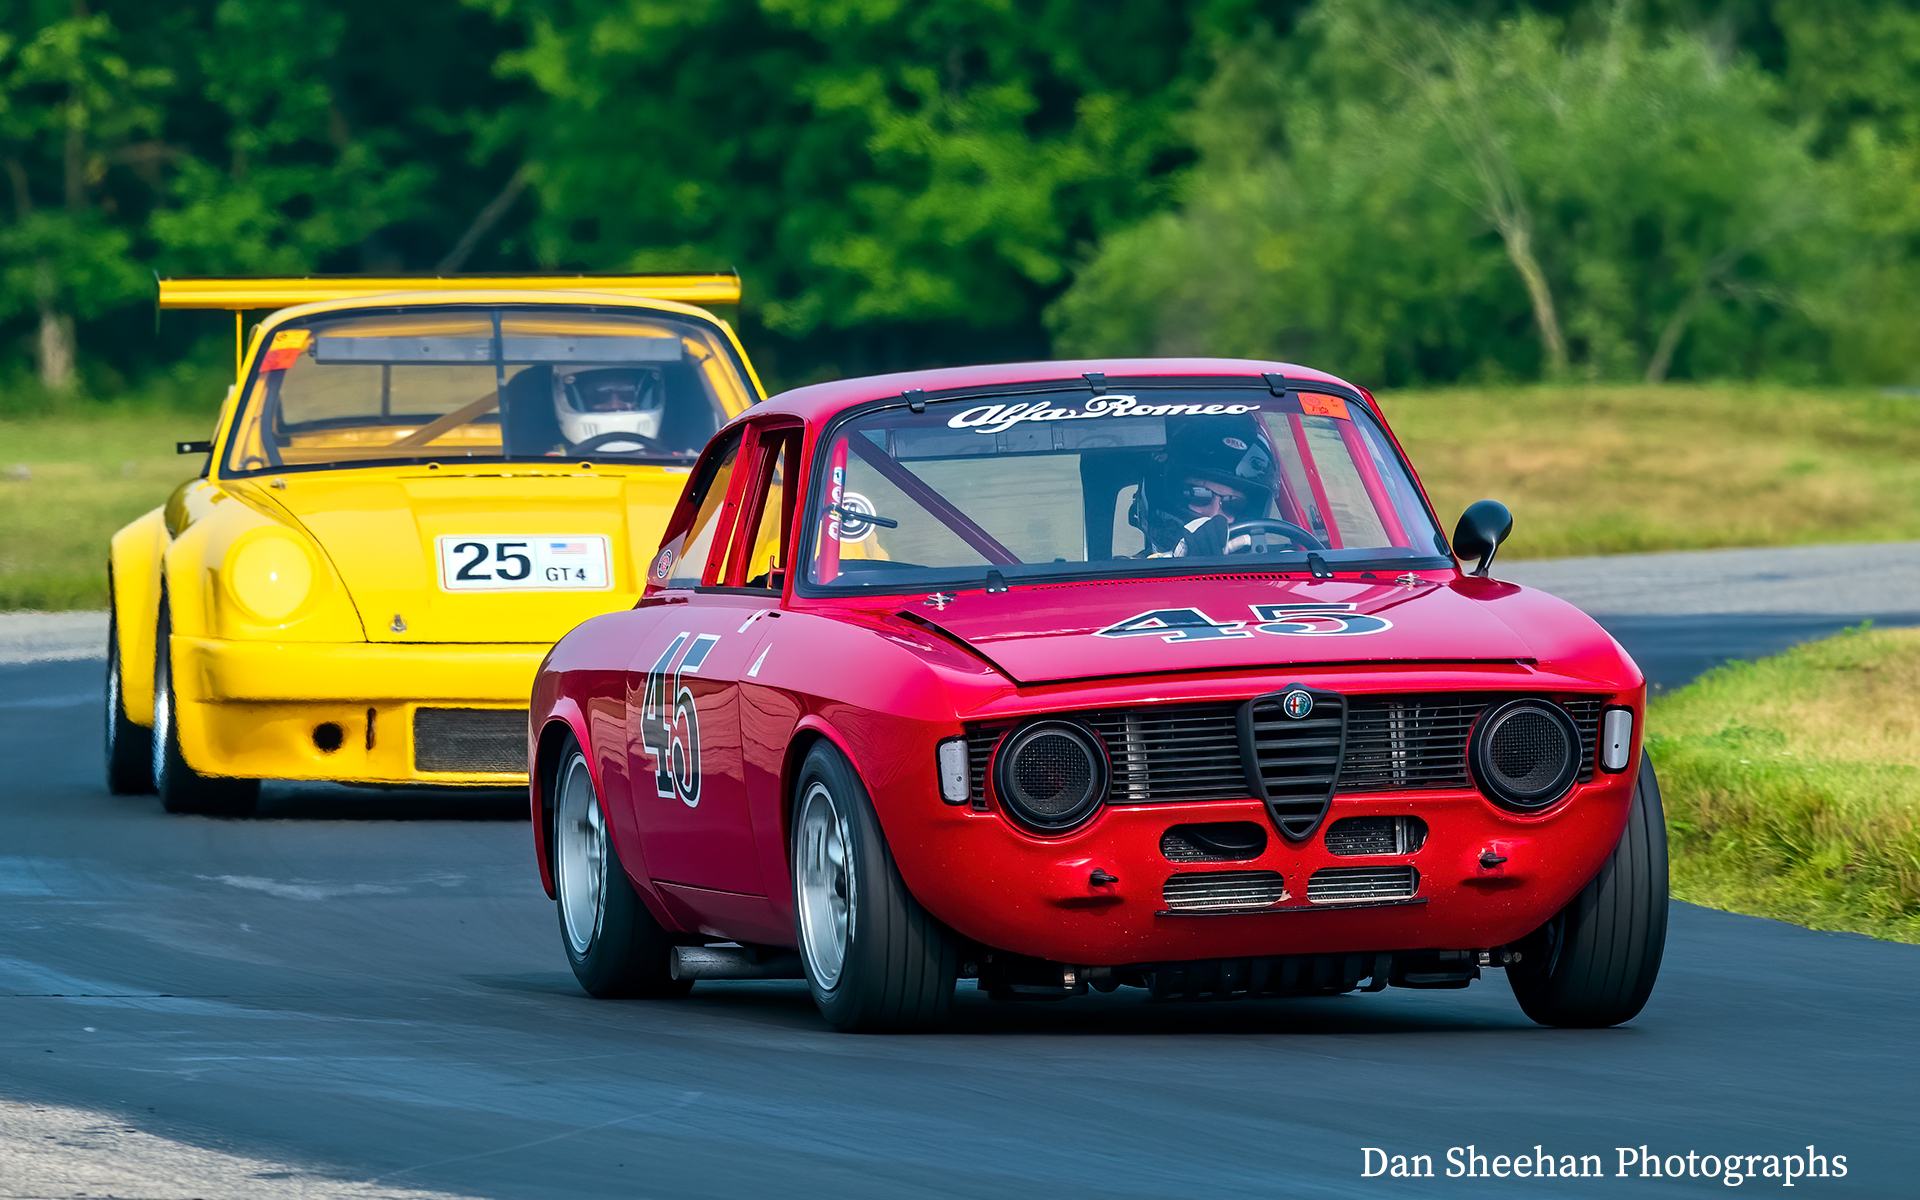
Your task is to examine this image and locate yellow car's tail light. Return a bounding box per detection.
[228,533,316,622]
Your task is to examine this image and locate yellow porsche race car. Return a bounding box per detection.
[106,274,764,814]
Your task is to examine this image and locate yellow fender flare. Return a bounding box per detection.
[107,507,170,728]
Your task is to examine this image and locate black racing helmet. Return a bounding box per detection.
[1145,415,1278,522]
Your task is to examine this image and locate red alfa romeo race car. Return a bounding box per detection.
[527,358,1665,1032]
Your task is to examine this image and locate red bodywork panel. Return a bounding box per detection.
[529,358,1646,967]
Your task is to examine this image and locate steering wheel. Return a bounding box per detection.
[571,431,674,457]
[1227,517,1327,553]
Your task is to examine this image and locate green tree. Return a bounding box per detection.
[1054,1,1834,385]
[0,6,169,390]
[148,0,433,276]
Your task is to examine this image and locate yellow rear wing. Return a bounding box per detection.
[157,273,741,384]
[158,272,740,310]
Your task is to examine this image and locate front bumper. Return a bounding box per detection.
[169,636,547,785]
[896,777,1636,966]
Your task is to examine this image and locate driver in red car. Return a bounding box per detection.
[1138,418,1280,557]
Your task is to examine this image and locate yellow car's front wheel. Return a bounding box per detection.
[152,599,259,817]
[104,586,153,796]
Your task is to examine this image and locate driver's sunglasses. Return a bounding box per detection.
[1180,484,1247,513]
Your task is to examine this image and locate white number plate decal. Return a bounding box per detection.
[436,535,612,591]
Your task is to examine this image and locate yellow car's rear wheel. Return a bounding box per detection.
[152,599,259,817]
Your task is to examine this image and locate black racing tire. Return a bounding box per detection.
[104,581,154,795]
[791,741,956,1032]
[1508,755,1669,1028]
[551,736,691,999]
[152,600,259,817]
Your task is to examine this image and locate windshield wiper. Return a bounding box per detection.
[826,502,898,530]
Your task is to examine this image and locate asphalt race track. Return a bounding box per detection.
[4,546,1920,1198]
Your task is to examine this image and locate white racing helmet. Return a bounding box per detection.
[552,367,667,450]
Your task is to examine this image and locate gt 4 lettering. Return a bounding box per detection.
[639,632,719,806]
[1095,604,1392,643]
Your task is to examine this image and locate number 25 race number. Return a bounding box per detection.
[435,535,611,591]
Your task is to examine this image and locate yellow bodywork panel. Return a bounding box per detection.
[113,283,763,786]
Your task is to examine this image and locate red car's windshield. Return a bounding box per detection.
[804,386,1448,591]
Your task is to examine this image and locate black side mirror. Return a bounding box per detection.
[1453,500,1513,577]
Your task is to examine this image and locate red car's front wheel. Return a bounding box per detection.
[792,742,956,1032]
[1508,755,1669,1027]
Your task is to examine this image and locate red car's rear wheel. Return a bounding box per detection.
[552,737,690,999]
[792,742,955,1032]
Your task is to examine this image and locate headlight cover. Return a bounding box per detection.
[226,532,317,622]
[992,720,1108,832]
[936,736,969,805]
[1470,699,1582,811]
[1601,707,1634,772]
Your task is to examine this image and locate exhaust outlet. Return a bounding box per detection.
[670,944,805,981]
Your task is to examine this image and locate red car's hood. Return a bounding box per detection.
[902,575,1569,685]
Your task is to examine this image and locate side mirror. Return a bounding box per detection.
[1452,500,1513,577]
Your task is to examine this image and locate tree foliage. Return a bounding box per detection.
[1051,1,1865,386]
[0,0,1917,396]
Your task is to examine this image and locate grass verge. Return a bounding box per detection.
[1382,383,1920,559]
[7,381,1920,609]
[1650,624,1920,943]
[0,408,207,609]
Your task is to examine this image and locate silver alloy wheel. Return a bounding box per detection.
[795,780,854,989]
[554,751,607,957]
[149,640,171,786]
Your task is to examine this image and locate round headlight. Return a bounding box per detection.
[1470,700,1582,810]
[228,533,316,622]
[992,721,1108,832]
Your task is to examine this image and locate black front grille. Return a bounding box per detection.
[1564,698,1601,784]
[964,694,1606,811]
[414,708,526,774]
[965,702,1242,806]
[1091,704,1245,802]
[1341,694,1602,792]
[1239,688,1345,840]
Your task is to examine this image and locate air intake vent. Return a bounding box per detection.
[414,708,526,774]
[1161,822,1268,863]
[1238,687,1345,841]
[1307,864,1419,904]
[1162,870,1288,913]
[1324,815,1429,856]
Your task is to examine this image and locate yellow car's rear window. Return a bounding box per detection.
[222,306,755,475]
